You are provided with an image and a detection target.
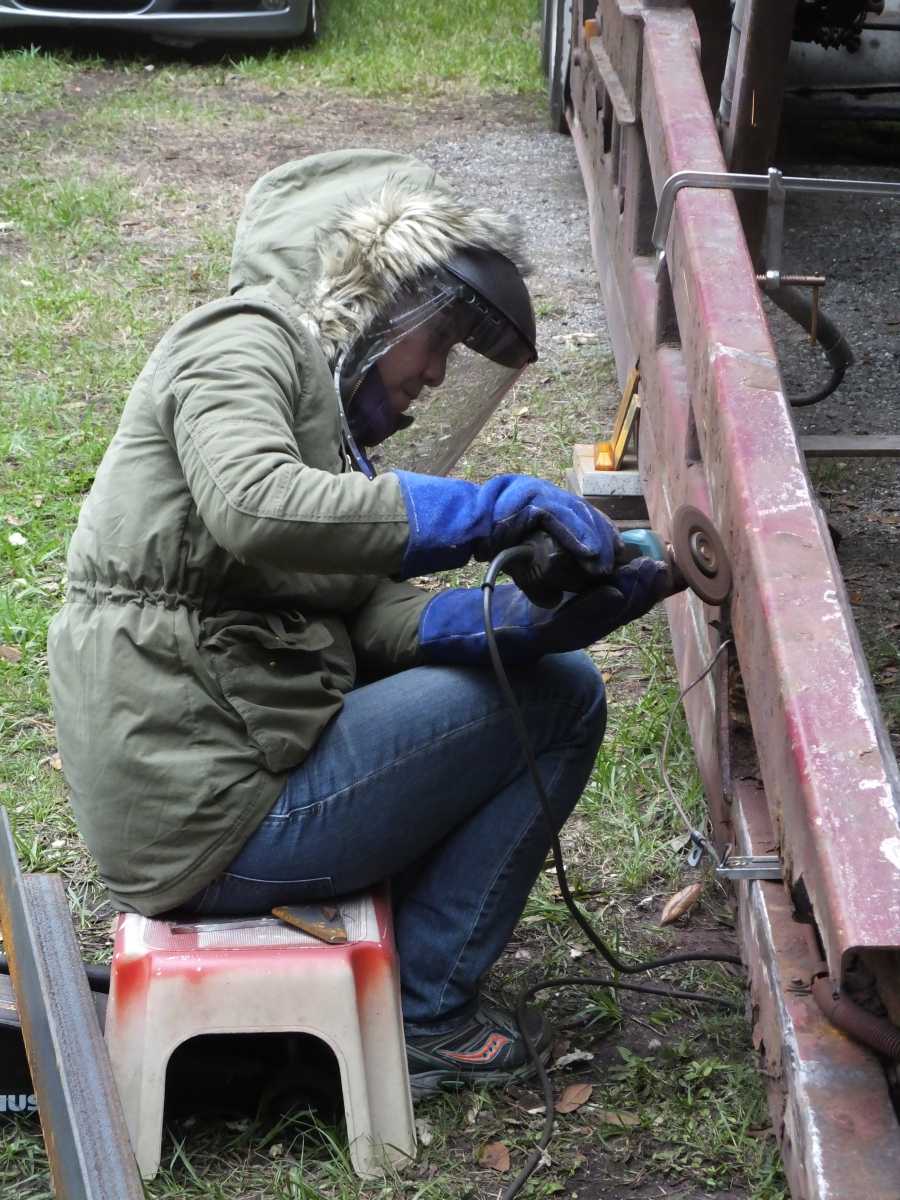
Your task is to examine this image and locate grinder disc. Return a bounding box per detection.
[670,505,733,606]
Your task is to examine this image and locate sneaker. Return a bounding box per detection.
[406,1001,552,1099]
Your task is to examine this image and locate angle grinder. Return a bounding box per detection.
[512,504,732,608]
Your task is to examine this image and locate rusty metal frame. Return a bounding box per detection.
[0,809,142,1200]
[563,0,900,1192]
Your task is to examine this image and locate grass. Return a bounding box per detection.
[0,0,542,109]
[0,5,786,1196]
[231,0,543,96]
[0,43,89,114]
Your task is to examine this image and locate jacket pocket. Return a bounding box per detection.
[200,609,343,773]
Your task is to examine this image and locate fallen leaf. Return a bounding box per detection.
[478,1141,510,1172]
[50,754,62,771]
[553,1049,595,1070]
[849,591,863,605]
[659,881,703,926]
[555,1082,593,1113]
[5,514,23,527]
[0,645,22,664]
[597,1109,640,1128]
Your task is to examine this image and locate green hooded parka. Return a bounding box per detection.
[47,149,527,915]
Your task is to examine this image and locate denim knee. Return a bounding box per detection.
[532,650,607,750]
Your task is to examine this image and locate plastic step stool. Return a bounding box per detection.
[104,888,416,1179]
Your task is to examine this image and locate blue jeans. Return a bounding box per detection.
[187,652,606,1033]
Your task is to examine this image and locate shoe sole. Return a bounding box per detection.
[408,1045,552,1101]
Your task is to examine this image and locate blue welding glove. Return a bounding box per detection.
[418,556,672,666]
[393,470,622,579]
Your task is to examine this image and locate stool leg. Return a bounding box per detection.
[351,944,417,1172]
[105,1002,169,1179]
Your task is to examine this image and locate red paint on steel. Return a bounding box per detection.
[567,3,900,1190]
[638,6,900,975]
[570,0,900,982]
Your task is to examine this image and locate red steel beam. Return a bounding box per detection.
[733,779,900,1199]
[569,0,900,990]
[566,1,900,1192]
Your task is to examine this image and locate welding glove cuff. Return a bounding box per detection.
[393,470,622,579]
[418,556,672,666]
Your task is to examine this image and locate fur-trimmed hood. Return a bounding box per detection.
[228,149,528,364]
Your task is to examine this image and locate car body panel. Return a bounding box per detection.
[0,0,312,43]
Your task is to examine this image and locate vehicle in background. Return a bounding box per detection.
[0,0,321,47]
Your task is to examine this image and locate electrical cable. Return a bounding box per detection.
[481,548,744,1200]
[766,283,853,408]
[657,638,733,867]
[0,951,110,993]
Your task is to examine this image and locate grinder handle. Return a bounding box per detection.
[513,527,673,609]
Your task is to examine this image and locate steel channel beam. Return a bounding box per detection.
[732,778,900,1198]
[640,3,900,976]
[0,809,143,1200]
[567,1,900,1190]
[570,0,900,984]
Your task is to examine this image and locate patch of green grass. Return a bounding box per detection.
[230,0,543,97]
[0,44,90,114]
[581,627,709,895]
[148,1108,379,1200]
[2,0,541,110]
[600,1039,785,1198]
[79,79,235,127]
[0,173,129,240]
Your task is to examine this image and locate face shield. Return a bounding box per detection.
[335,250,537,478]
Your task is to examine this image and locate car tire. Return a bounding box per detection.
[548,0,572,135]
[540,0,554,78]
[301,0,322,44]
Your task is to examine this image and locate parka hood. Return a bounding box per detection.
[228,149,528,364]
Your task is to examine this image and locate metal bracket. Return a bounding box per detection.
[593,365,640,470]
[652,168,900,281]
[716,853,783,881]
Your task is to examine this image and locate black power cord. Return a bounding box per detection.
[481,548,743,1200]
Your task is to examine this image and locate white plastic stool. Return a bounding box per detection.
[104,887,416,1179]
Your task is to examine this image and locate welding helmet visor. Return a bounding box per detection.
[336,248,537,477]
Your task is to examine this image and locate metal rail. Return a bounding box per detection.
[651,167,900,279]
[562,0,900,1193]
[0,809,142,1199]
